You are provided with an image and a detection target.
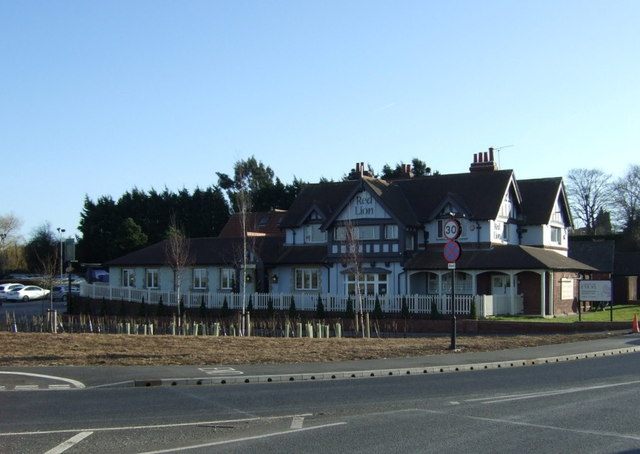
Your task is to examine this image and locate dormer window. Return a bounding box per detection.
[551,200,564,224]
[304,224,327,243]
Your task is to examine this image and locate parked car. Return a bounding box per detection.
[6,285,50,302]
[0,283,24,301]
[52,285,80,301]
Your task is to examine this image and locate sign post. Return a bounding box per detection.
[443,219,462,350]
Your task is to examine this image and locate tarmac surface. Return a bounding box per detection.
[1,331,640,391]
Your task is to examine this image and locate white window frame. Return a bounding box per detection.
[384,224,398,239]
[295,268,319,291]
[334,225,380,241]
[193,268,208,289]
[123,269,135,288]
[220,268,235,290]
[146,269,159,289]
[551,226,562,244]
[304,224,327,243]
[346,273,388,296]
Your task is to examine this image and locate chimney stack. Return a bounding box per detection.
[469,148,498,173]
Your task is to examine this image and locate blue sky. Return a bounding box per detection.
[2,1,638,241]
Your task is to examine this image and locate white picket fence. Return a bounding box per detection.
[80,283,475,315]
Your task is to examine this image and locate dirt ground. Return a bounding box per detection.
[0,331,621,367]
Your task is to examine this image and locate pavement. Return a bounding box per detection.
[2,331,640,391]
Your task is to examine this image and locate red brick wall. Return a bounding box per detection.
[552,271,581,315]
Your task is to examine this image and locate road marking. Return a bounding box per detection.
[0,371,85,389]
[290,416,304,429]
[44,431,93,454]
[422,408,640,442]
[137,422,347,454]
[0,414,314,437]
[465,379,640,404]
[198,367,243,376]
[15,385,39,391]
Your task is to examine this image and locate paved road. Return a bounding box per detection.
[1,331,639,391]
[2,343,640,453]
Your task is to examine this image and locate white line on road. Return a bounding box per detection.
[137,422,347,454]
[0,371,85,389]
[290,416,304,429]
[0,414,314,437]
[44,431,93,454]
[465,379,640,404]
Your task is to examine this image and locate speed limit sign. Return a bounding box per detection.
[443,218,461,240]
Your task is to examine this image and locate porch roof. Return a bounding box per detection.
[404,245,596,271]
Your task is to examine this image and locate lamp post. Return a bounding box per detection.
[57,227,66,281]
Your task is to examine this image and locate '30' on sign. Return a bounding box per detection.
[443,219,461,240]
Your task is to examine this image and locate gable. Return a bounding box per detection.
[336,190,392,221]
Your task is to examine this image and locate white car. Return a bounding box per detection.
[0,283,24,300]
[6,285,50,302]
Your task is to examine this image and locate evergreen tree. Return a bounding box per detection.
[401,296,410,320]
[430,301,441,320]
[373,295,383,320]
[345,296,354,319]
[179,296,186,317]
[118,301,127,317]
[157,296,166,317]
[288,296,297,321]
[316,294,325,319]
[220,296,230,319]
[138,296,147,318]
[267,297,274,318]
[199,295,208,319]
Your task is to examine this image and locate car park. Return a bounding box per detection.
[0,283,24,301]
[6,285,50,302]
[52,285,80,301]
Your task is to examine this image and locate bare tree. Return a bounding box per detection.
[612,164,640,229]
[0,213,23,275]
[566,168,612,234]
[165,216,191,324]
[343,218,366,337]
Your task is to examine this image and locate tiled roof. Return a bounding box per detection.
[218,210,286,238]
[404,245,595,271]
[105,237,284,267]
[280,170,517,229]
[518,177,565,225]
[393,170,515,222]
[614,251,640,276]
[279,180,359,228]
[568,239,615,273]
[277,245,327,264]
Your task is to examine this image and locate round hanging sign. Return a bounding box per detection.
[443,240,461,263]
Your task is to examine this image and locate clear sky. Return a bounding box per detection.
[2,0,638,241]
